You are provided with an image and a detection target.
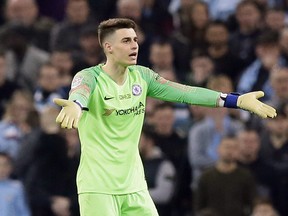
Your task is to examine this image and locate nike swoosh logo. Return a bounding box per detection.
[104,96,114,100]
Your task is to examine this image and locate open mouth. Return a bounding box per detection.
[129,52,137,57]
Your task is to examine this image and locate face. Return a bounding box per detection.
[205,24,229,47]
[256,44,280,69]
[118,0,141,21]
[9,93,32,123]
[105,28,139,66]
[237,131,260,158]
[218,138,238,163]
[265,10,285,31]
[236,4,261,30]
[149,43,174,69]
[270,68,288,99]
[5,0,38,26]
[66,0,89,24]
[0,155,12,180]
[190,3,209,29]
[190,56,214,83]
[39,66,60,91]
[51,51,73,74]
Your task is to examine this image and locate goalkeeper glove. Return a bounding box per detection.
[222,91,277,118]
[53,98,82,129]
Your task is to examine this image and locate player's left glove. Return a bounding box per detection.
[222,91,277,118]
[53,98,82,129]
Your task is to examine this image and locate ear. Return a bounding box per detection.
[103,42,113,54]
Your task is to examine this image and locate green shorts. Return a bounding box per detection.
[78,189,159,216]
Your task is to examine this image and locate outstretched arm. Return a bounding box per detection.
[140,67,276,118]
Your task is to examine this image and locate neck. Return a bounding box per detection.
[102,60,128,85]
[216,160,237,173]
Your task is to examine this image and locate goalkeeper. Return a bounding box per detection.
[54,18,276,216]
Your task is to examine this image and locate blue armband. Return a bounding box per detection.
[221,93,240,108]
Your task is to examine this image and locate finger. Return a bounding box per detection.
[260,104,277,118]
[53,98,68,107]
[67,117,74,129]
[255,110,267,118]
[73,117,79,129]
[253,91,265,99]
[61,116,70,129]
[56,109,65,123]
[257,104,277,118]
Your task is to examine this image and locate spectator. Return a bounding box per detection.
[50,47,75,98]
[0,152,31,216]
[205,21,243,86]
[151,102,192,215]
[140,0,174,37]
[73,26,104,71]
[236,128,271,197]
[269,66,288,107]
[171,1,210,74]
[180,1,210,51]
[259,103,288,216]
[264,7,286,32]
[0,50,20,118]
[0,90,34,159]
[34,63,64,113]
[0,22,49,92]
[50,0,97,52]
[24,107,79,216]
[237,30,287,101]
[188,75,243,189]
[187,50,214,87]
[229,0,262,69]
[149,39,182,80]
[195,135,256,216]
[4,0,55,51]
[139,125,176,216]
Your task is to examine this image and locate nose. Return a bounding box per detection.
[131,41,138,50]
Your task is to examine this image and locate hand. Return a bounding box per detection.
[237,91,277,118]
[53,98,82,129]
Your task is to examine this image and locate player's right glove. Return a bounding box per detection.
[222,91,277,119]
[53,98,82,129]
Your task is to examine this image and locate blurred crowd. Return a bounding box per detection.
[0,0,288,216]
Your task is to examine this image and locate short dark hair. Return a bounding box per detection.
[98,18,137,47]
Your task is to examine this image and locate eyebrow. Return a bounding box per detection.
[121,36,138,40]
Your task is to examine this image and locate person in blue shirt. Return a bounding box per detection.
[0,152,31,216]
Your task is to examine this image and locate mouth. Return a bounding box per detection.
[129,52,137,58]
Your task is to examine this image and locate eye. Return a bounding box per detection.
[122,39,130,43]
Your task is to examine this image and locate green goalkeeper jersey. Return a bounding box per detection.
[69,64,220,194]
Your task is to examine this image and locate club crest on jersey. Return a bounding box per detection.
[71,76,83,89]
[132,84,142,96]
